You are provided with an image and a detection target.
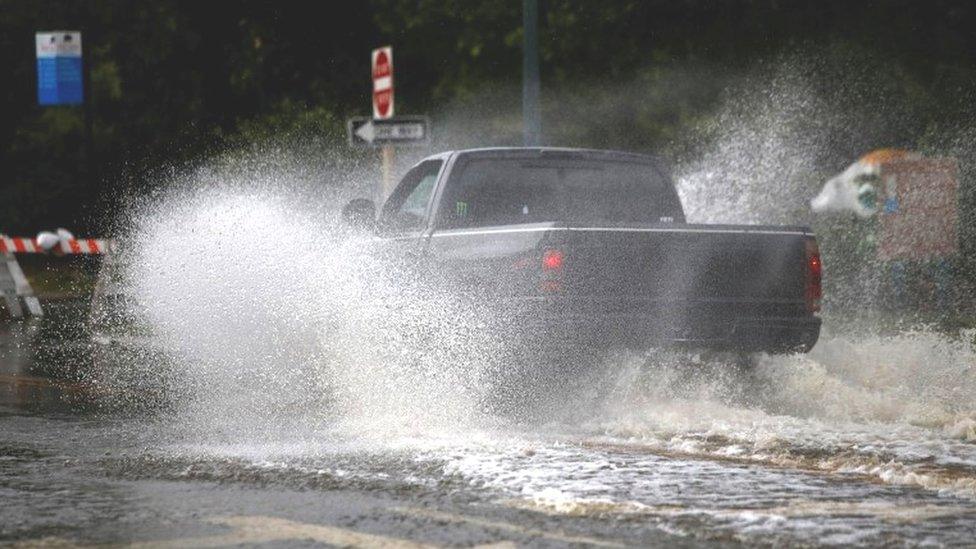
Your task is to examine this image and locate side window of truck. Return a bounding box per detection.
[379,160,443,234]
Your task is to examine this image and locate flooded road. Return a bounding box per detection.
[3,301,976,547]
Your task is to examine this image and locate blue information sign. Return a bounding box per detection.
[36,31,83,106]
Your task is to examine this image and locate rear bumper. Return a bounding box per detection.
[723,316,821,353]
[497,298,821,354]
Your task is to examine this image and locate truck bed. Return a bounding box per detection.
[427,222,821,353]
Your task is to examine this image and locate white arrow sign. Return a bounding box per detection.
[347,116,430,147]
[354,119,377,143]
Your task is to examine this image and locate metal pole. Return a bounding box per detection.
[522,0,541,146]
[381,145,395,200]
[82,28,95,202]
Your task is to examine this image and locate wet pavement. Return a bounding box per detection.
[2,301,976,547]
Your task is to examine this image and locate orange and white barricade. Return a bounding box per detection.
[0,232,114,319]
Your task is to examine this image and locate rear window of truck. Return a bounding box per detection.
[437,157,683,229]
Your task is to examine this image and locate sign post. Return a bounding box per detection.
[36,31,94,208]
[372,46,396,199]
[348,46,432,202]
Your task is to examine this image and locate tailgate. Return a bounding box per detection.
[559,225,810,318]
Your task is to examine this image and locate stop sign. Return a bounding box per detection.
[372,46,394,120]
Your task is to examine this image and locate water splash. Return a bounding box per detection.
[556,326,976,498]
[93,152,505,447]
[673,62,833,225]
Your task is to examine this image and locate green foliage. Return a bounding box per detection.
[233,100,345,149]
[3,0,976,237]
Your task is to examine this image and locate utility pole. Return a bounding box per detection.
[522,0,541,146]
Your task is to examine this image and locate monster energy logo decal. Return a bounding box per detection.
[456,201,469,217]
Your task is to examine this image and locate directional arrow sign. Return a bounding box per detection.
[347,116,430,147]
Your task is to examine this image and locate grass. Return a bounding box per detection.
[13,255,100,299]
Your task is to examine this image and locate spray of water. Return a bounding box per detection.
[90,148,519,454]
[674,66,830,225]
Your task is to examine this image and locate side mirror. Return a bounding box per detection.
[341,198,377,231]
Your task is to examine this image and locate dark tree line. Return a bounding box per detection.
[3,0,976,233]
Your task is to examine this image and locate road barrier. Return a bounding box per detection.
[0,235,111,255]
[0,232,113,319]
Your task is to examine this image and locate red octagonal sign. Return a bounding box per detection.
[372,46,393,120]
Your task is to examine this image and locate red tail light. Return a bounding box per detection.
[542,249,564,271]
[540,249,564,293]
[804,238,822,313]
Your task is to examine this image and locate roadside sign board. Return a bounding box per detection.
[347,116,429,147]
[36,31,83,105]
[876,157,959,261]
[372,46,393,120]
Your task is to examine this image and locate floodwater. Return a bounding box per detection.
[2,299,976,547]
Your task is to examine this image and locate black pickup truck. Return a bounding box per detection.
[344,148,821,354]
